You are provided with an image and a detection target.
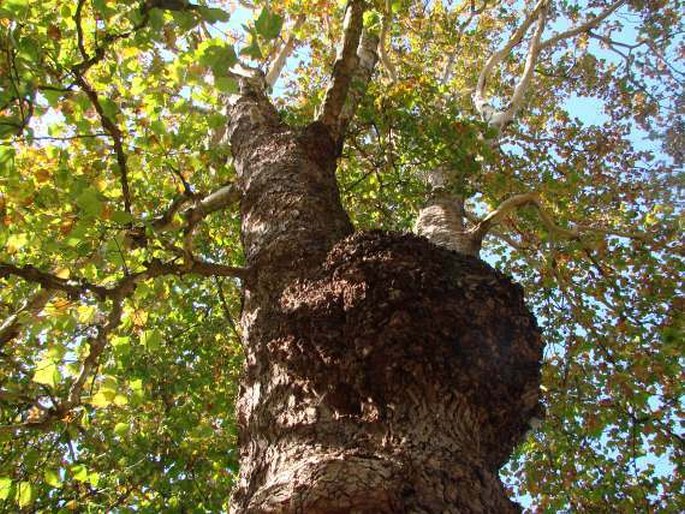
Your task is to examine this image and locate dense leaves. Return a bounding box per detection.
[0,0,682,511]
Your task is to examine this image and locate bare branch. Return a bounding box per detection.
[266,15,306,89]
[489,3,548,129]
[471,192,579,244]
[318,0,366,138]
[379,0,397,83]
[336,29,379,138]
[473,0,546,120]
[540,0,627,50]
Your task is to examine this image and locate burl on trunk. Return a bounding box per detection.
[228,82,542,513]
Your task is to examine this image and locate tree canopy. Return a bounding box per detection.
[0,0,683,511]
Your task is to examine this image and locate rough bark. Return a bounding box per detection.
[229,80,543,513]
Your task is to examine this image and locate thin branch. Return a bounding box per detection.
[265,15,305,89]
[539,0,627,50]
[318,0,366,139]
[73,75,132,215]
[65,300,123,408]
[0,289,51,348]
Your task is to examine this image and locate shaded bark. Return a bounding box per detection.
[228,81,542,513]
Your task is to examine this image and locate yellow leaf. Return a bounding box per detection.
[90,391,112,408]
[55,267,70,279]
[0,477,10,500]
[32,358,60,388]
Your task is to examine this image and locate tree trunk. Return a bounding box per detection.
[229,83,543,513]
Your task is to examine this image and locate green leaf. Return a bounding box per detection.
[75,188,103,218]
[0,478,11,500]
[198,6,230,23]
[215,77,239,94]
[199,42,238,77]
[141,329,163,351]
[255,8,283,40]
[114,422,129,436]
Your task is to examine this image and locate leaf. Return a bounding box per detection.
[75,188,103,218]
[44,469,62,488]
[198,41,238,77]
[255,8,283,40]
[16,481,32,508]
[198,6,230,23]
[32,357,61,388]
[90,391,113,408]
[141,329,163,351]
[70,464,88,482]
[0,478,10,500]
[114,422,129,436]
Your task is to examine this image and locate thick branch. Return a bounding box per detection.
[471,192,579,244]
[490,3,547,128]
[318,0,366,138]
[379,0,397,83]
[0,263,108,299]
[336,29,379,138]
[473,0,547,128]
[473,0,546,118]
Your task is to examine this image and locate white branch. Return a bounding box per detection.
[473,0,547,123]
[471,192,579,243]
[265,15,305,89]
[379,0,397,83]
[489,2,548,129]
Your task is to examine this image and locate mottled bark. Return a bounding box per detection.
[228,80,542,513]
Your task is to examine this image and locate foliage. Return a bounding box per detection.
[0,0,682,511]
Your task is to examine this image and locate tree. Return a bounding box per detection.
[0,0,682,511]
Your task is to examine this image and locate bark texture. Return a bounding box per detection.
[228,78,542,514]
[232,231,542,512]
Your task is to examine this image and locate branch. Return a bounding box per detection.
[379,0,397,83]
[539,0,627,50]
[64,300,123,408]
[472,0,548,129]
[0,264,108,300]
[265,15,306,89]
[472,192,579,244]
[336,29,379,139]
[318,0,366,139]
[73,75,132,215]
[490,2,548,129]
[0,289,51,348]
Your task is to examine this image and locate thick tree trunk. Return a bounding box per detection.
[229,83,543,513]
